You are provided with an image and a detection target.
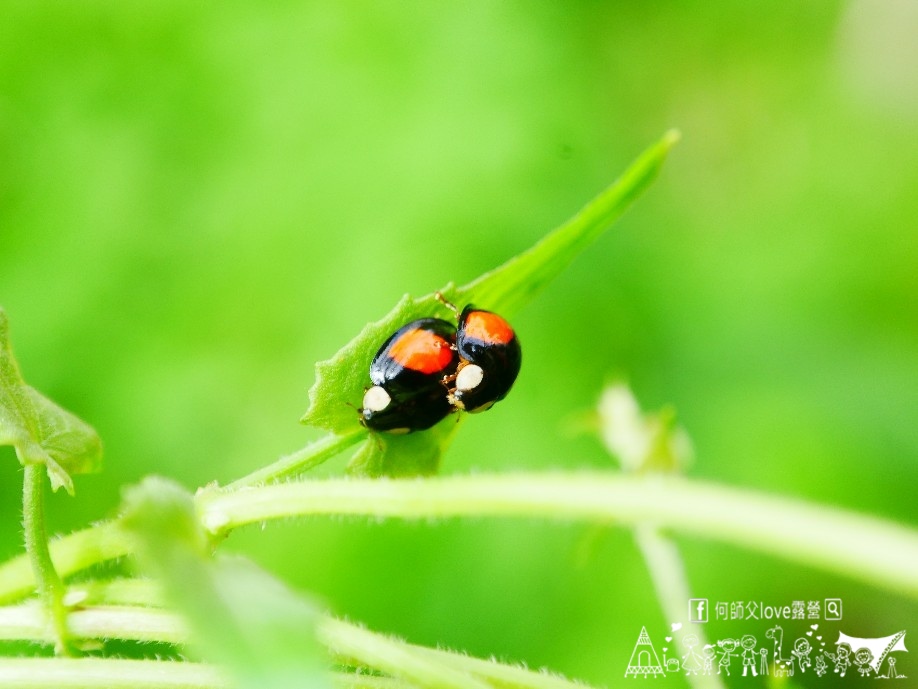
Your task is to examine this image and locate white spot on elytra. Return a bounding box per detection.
[362,385,391,412]
[455,364,484,392]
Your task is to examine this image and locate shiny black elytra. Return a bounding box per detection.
[447,305,522,413]
[360,318,458,433]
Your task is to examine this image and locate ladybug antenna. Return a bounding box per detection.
[346,400,365,426]
[434,291,459,315]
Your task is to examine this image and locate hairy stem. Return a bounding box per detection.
[401,639,587,689]
[22,463,73,655]
[0,603,187,645]
[64,578,166,609]
[3,472,918,609]
[0,604,597,689]
[0,432,366,605]
[197,473,918,599]
[323,617,588,689]
[319,618,491,689]
[0,521,133,605]
[0,658,429,689]
[0,658,228,689]
[223,431,366,491]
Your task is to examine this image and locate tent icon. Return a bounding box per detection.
[836,630,907,676]
[625,626,666,678]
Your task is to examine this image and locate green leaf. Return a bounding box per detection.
[450,129,682,317]
[346,418,462,478]
[0,308,102,494]
[121,476,329,689]
[301,131,679,476]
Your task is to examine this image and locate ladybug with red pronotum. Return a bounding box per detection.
[448,304,522,413]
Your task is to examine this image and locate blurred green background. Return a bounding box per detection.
[2,2,917,686]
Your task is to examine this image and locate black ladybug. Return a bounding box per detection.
[360,318,458,433]
[447,305,522,413]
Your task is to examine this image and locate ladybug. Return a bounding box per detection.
[447,305,522,413]
[360,318,458,433]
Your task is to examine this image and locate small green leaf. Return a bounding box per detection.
[301,131,679,476]
[347,419,462,478]
[121,476,328,689]
[0,308,102,494]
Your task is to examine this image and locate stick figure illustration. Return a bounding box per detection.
[702,645,716,675]
[791,638,812,673]
[681,634,703,675]
[825,642,852,677]
[759,647,769,676]
[717,638,738,676]
[740,635,758,677]
[854,648,874,677]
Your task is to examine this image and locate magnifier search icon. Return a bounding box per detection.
[825,598,843,620]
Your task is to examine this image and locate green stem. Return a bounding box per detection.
[196,473,918,599]
[0,521,133,605]
[4,472,918,609]
[0,658,229,689]
[0,604,598,689]
[0,603,187,645]
[322,617,591,689]
[404,639,587,689]
[0,658,423,689]
[0,433,366,605]
[22,463,73,656]
[64,578,166,609]
[222,431,366,491]
[319,618,491,689]
[332,674,417,689]
[634,525,723,689]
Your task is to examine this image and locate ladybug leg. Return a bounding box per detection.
[434,291,459,315]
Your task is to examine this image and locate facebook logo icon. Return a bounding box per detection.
[689,598,709,623]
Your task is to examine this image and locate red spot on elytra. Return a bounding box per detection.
[463,311,515,345]
[388,328,454,374]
